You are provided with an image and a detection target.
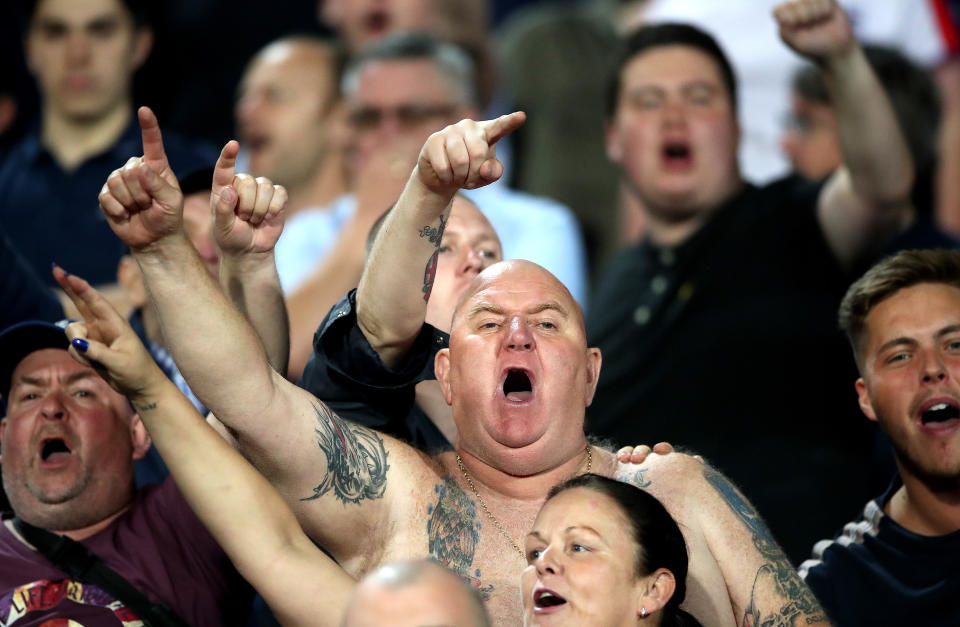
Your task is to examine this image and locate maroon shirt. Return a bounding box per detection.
[0,479,251,626]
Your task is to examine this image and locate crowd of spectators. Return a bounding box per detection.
[1,0,958,625]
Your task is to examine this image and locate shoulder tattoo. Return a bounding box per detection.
[427,478,494,600]
[703,467,827,626]
[301,403,390,505]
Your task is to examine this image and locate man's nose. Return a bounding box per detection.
[39,392,67,420]
[921,351,948,383]
[505,316,535,351]
[461,247,484,275]
[65,33,92,67]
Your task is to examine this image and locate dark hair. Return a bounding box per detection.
[792,44,940,174]
[547,474,702,627]
[605,23,737,119]
[22,0,152,31]
[839,249,960,368]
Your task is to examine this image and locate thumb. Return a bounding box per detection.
[212,184,238,231]
[139,163,181,208]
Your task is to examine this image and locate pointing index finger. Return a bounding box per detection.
[481,111,526,146]
[212,140,240,195]
[138,106,169,171]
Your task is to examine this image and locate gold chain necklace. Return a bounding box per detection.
[455,445,592,559]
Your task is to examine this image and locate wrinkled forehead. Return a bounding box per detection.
[452,260,583,327]
[10,349,131,412]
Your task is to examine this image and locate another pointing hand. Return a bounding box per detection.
[415,112,526,196]
[98,107,184,251]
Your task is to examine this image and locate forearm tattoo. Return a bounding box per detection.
[301,403,390,505]
[703,468,827,626]
[427,478,493,599]
[419,214,447,302]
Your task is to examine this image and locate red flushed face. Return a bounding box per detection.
[522,488,644,627]
[435,261,601,474]
[856,283,960,484]
[0,349,149,529]
[606,45,741,223]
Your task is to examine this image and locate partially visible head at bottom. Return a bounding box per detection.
[342,559,490,627]
[523,474,699,627]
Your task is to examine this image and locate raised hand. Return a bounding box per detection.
[211,140,288,257]
[52,265,167,402]
[774,0,853,61]
[415,112,526,196]
[98,107,185,251]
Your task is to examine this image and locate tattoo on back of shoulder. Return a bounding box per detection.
[419,214,447,302]
[301,403,390,505]
[427,478,494,600]
[702,467,827,626]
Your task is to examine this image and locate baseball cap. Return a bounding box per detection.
[0,320,72,406]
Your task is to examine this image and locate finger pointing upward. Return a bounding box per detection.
[138,106,170,175]
[212,140,240,208]
[481,111,526,146]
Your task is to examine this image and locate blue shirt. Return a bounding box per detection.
[0,120,216,286]
[800,477,960,626]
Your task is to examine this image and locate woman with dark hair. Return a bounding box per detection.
[523,474,701,627]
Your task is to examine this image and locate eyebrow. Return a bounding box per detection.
[525,525,602,542]
[876,324,960,354]
[16,370,96,388]
[466,301,569,320]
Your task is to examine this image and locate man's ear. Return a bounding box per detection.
[434,348,453,406]
[131,28,154,70]
[584,347,602,406]
[0,416,7,448]
[636,568,676,619]
[116,255,148,308]
[855,378,878,422]
[128,414,152,461]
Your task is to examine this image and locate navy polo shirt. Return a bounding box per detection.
[0,119,216,286]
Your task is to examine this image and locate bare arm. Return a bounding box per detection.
[55,268,355,627]
[211,141,290,376]
[776,0,914,268]
[936,57,960,237]
[619,454,830,627]
[356,113,526,368]
[95,107,420,565]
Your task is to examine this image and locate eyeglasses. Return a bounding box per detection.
[347,103,458,132]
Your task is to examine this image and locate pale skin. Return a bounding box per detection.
[97,106,826,625]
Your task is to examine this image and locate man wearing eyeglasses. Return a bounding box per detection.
[267,32,588,379]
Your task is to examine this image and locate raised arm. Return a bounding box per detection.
[776,0,914,268]
[356,112,526,368]
[54,268,354,627]
[210,140,290,376]
[96,108,419,564]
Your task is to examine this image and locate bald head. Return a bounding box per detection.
[452,260,585,332]
[342,560,490,627]
[236,36,342,187]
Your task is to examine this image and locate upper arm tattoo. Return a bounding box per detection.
[427,478,493,600]
[301,403,390,505]
[419,214,447,302]
[703,467,827,626]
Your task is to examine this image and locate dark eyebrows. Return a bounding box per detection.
[876,337,916,356]
[935,324,960,339]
